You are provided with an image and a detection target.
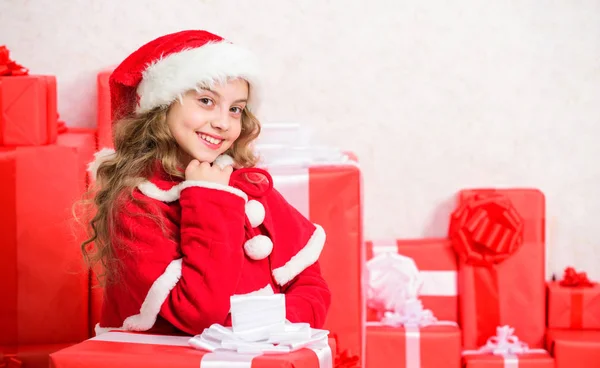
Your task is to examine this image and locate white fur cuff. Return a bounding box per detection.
[180,181,248,202]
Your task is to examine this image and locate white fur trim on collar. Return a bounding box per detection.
[95,259,183,335]
[138,180,248,202]
[272,224,326,286]
[87,147,116,181]
[136,41,261,114]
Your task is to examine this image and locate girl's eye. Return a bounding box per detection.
[199,98,214,106]
[230,106,243,114]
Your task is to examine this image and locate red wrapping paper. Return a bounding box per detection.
[462,351,554,368]
[546,329,600,368]
[547,280,600,330]
[0,75,57,146]
[49,332,334,368]
[365,324,461,368]
[96,69,113,149]
[57,130,97,192]
[452,189,546,349]
[365,238,458,322]
[267,163,363,362]
[0,145,89,346]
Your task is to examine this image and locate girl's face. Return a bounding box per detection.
[166,78,248,165]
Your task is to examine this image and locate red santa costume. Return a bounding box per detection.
[90,30,331,336]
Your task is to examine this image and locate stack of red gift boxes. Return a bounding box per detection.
[365,189,600,368]
[0,46,97,367]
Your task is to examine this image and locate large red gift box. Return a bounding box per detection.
[267,161,363,363]
[50,331,335,368]
[365,324,461,368]
[0,75,58,146]
[450,189,546,349]
[0,145,90,346]
[547,281,600,329]
[365,238,458,322]
[546,329,600,368]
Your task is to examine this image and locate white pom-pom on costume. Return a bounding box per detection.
[213,154,235,169]
[244,235,273,260]
[245,200,265,227]
[87,148,116,181]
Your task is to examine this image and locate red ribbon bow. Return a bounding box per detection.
[560,267,595,287]
[0,46,29,76]
[329,333,361,368]
[449,192,524,267]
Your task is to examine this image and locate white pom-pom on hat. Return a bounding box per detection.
[244,235,273,260]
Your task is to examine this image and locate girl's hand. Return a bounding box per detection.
[185,159,233,185]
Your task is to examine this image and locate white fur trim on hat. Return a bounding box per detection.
[245,200,265,228]
[136,41,261,114]
[272,224,326,286]
[87,148,116,181]
[244,235,273,260]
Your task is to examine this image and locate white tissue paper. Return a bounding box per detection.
[188,294,329,354]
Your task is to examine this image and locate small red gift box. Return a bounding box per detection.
[449,188,546,349]
[366,324,461,368]
[0,75,58,146]
[50,331,335,368]
[365,238,458,322]
[462,352,554,368]
[547,267,600,329]
[461,326,553,368]
[546,329,600,368]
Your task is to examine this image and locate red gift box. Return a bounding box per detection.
[1,343,75,368]
[546,329,600,368]
[50,331,334,368]
[96,69,113,149]
[450,189,546,349]
[0,75,58,146]
[547,273,600,329]
[365,324,461,368]
[0,145,90,346]
[365,238,458,322]
[57,130,97,191]
[266,161,363,363]
[461,326,553,368]
[462,352,554,368]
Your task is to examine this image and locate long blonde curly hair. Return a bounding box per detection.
[78,103,261,286]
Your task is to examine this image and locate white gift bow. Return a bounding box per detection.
[462,325,547,357]
[366,252,424,314]
[189,323,330,355]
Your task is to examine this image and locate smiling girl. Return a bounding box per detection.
[82,30,331,336]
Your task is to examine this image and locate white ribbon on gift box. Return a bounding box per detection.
[369,240,457,297]
[462,325,548,368]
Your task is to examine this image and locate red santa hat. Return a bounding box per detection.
[109,29,261,120]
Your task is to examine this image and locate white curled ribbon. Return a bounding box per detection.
[366,252,424,314]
